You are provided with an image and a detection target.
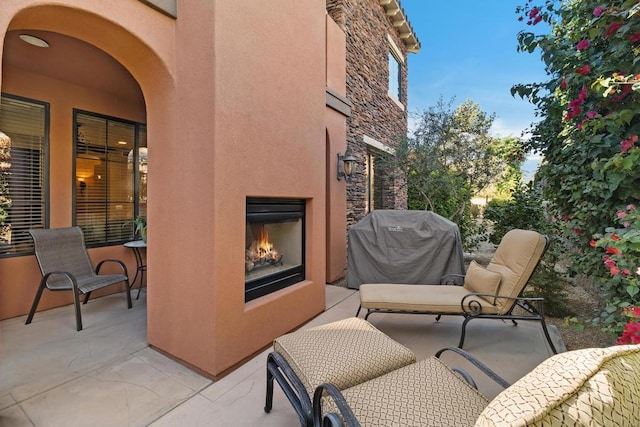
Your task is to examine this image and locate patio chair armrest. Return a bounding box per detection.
[95,259,129,278]
[440,273,465,285]
[41,271,80,291]
[313,382,361,427]
[435,347,511,389]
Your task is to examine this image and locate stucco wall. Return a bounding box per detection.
[146,0,328,376]
[1,0,332,378]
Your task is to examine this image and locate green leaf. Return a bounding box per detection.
[627,285,639,297]
[619,109,635,125]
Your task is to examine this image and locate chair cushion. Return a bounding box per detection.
[274,317,416,397]
[463,261,502,305]
[324,356,489,427]
[359,283,500,314]
[475,344,640,426]
[486,229,547,311]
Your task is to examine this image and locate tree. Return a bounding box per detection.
[514,0,640,331]
[385,98,508,249]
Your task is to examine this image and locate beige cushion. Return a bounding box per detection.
[325,356,489,427]
[359,283,500,314]
[476,344,640,426]
[486,229,547,311]
[274,317,416,397]
[464,261,502,305]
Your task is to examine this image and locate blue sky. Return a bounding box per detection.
[401,0,548,158]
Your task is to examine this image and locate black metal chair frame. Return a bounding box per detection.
[356,237,558,354]
[312,347,511,427]
[26,227,132,331]
[265,351,315,427]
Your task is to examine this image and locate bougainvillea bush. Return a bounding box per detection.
[514,1,640,333]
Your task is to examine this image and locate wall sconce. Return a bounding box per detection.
[337,150,357,182]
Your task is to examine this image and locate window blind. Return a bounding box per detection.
[0,94,48,257]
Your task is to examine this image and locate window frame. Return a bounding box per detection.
[72,109,146,248]
[0,93,50,258]
[387,34,405,109]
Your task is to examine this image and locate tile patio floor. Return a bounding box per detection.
[0,285,565,426]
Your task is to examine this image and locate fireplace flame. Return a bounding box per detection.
[257,227,276,257]
[246,225,283,272]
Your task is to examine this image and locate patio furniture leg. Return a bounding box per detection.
[126,279,133,309]
[540,317,558,354]
[458,315,472,349]
[355,305,362,317]
[265,352,313,427]
[73,289,83,331]
[265,360,274,413]
[83,291,92,304]
[25,279,47,325]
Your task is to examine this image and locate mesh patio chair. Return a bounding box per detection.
[356,229,558,354]
[26,227,132,331]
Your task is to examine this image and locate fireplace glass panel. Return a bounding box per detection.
[245,198,305,302]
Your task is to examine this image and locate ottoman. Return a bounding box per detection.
[264,317,416,427]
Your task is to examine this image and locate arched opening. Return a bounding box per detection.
[0,3,174,324]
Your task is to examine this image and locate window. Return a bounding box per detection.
[388,51,402,100]
[387,34,404,104]
[0,94,49,257]
[74,110,146,247]
[366,150,386,212]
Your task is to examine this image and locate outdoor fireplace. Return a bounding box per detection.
[245,198,305,302]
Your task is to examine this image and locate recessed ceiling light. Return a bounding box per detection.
[19,34,49,48]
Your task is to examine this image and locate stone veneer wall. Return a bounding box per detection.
[327,0,409,230]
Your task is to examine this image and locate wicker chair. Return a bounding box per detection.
[26,227,132,331]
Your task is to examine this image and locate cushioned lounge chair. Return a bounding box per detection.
[26,227,132,331]
[356,229,557,354]
[314,344,640,426]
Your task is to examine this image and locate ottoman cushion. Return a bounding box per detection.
[274,317,416,397]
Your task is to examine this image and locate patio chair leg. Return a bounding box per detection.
[458,316,472,349]
[265,361,274,413]
[355,305,362,317]
[83,292,92,305]
[511,319,518,326]
[540,318,558,354]
[125,279,133,309]
[25,281,47,325]
[436,314,442,322]
[73,290,83,331]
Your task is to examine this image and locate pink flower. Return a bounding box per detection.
[577,65,591,75]
[624,221,632,228]
[529,8,539,18]
[617,210,628,219]
[621,135,638,153]
[577,39,590,50]
[590,239,597,247]
[627,204,636,211]
[606,247,621,255]
[622,269,631,275]
[593,6,604,17]
[560,77,567,89]
[605,21,622,38]
[617,321,640,345]
[611,233,621,240]
[585,111,598,119]
[605,259,616,268]
[610,266,621,275]
[628,33,640,43]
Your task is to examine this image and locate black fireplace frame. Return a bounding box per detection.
[245,198,306,302]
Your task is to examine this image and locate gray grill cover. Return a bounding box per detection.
[347,210,465,289]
